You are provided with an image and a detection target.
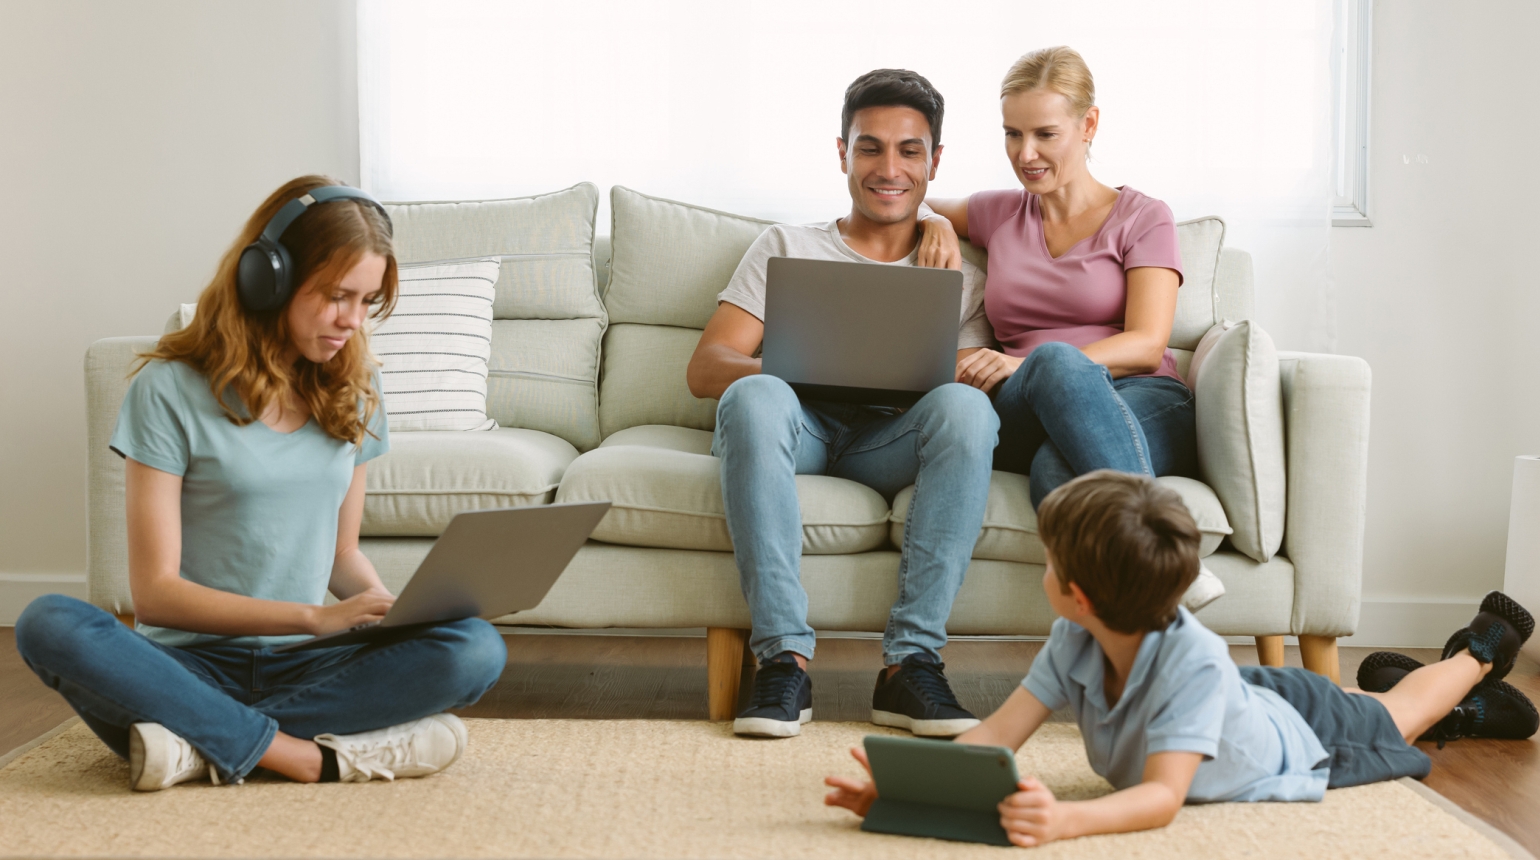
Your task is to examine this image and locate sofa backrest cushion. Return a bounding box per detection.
[386,183,606,451]
[1170,216,1226,350]
[600,187,776,436]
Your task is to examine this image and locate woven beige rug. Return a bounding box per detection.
[0,718,1526,859]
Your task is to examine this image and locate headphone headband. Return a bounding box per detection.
[261,185,390,245]
[236,184,392,313]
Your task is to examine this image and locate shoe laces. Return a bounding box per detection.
[335,733,425,781]
[1429,700,1484,749]
[750,660,804,707]
[900,659,963,709]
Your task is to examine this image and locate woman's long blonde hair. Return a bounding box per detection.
[139,175,398,444]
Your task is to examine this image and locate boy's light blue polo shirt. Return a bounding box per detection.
[1022,607,1331,802]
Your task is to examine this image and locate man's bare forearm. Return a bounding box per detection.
[686,345,763,400]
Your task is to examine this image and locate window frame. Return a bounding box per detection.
[1332,0,1373,227]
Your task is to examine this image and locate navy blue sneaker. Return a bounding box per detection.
[1426,680,1540,748]
[1440,591,1535,682]
[1356,651,1424,693]
[871,654,980,737]
[733,653,812,738]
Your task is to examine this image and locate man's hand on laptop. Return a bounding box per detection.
[917,214,963,270]
[956,348,1023,394]
[307,588,396,635]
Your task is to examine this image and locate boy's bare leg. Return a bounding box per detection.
[1348,651,1492,744]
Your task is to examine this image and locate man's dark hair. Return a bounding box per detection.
[1036,470,1201,634]
[841,69,944,150]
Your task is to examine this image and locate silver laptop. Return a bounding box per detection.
[762,256,962,407]
[273,501,611,653]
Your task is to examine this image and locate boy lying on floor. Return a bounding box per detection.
[825,470,1539,847]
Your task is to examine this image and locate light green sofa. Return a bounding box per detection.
[84,183,1371,718]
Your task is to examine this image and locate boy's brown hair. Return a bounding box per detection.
[1036,470,1201,634]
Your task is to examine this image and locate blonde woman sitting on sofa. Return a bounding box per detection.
[15,176,506,791]
[919,47,1197,511]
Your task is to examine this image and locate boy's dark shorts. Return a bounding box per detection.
[1240,666,1432,788]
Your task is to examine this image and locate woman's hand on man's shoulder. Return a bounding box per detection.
[917,213,963,271]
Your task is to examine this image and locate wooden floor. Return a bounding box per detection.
[4,628,1539,855]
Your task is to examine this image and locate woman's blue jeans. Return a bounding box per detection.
[712,377,999,666]
[14,594,507,782]
[993,342,1197,508]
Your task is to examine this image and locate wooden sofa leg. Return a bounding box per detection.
[707,627,750,721]
[1255,635,1285,668]
[116,614,134,628]
[1299,635,1341,685]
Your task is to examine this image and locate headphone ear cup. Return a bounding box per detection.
[237,238,292,312]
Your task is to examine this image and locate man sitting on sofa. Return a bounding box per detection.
[685,69,1000,739]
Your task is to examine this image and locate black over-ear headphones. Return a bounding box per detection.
[236,185,393,312]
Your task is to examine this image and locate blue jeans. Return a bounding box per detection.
[992,342,1197,508]
[712,377,998,666]
[14,594,507,782]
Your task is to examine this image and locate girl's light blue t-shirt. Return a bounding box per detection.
[109,359,388,649]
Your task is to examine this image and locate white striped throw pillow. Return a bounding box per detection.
[371,258,501,431]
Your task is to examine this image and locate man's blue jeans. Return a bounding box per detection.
[14,594,507,782]
[712,377,998,666]
[992,342,1198,508]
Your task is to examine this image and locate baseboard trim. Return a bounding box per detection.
[0,573,88,625]
[1340,597,1483,648]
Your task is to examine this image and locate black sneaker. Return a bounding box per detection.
[871,654,980,737]
[1440,591,1535,682]
[732,653,812,738]
[1356,651,1425,693]
[1425,680,1540,748]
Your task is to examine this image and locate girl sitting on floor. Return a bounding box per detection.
[16,175,506,790]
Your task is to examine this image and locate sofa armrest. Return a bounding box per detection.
[86,337,158,614]
[1278,351,1372,637]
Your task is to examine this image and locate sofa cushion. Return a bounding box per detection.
[599,324,718,436]
[1195,320,1286,562]
[362,428,579,536]
[605,186,776,329]
[889,472,1232,562]
[600,424,714,455]
[1170,216,1226,350]
[599,187,778,438]
[386,184,606,451]
[555,443,890,554]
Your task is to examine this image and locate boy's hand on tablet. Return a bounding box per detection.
[999,777,1065,847]
[823,747,878,817]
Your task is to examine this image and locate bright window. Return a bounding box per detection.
[360,0,1339,350]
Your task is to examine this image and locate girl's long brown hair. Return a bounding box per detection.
[138,175,398,444]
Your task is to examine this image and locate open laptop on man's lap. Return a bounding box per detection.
[762,257,963,407]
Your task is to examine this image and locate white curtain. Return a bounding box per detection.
[360,0,1335,351]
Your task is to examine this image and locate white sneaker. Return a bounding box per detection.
[1182,564,1227,613]
[314,714,467,782]
[129,723,214,791]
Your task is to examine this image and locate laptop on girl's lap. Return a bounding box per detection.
[272,502,610,653]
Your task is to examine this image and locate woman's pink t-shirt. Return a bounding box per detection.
[967,186,1185,382]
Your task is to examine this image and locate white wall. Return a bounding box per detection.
[1334,0,1540,645]
[0,1,359,615]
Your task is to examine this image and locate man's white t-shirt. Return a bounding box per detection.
[716,220,995,351]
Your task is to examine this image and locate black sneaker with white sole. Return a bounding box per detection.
[871,654,980,737]
[732,652,813,738]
